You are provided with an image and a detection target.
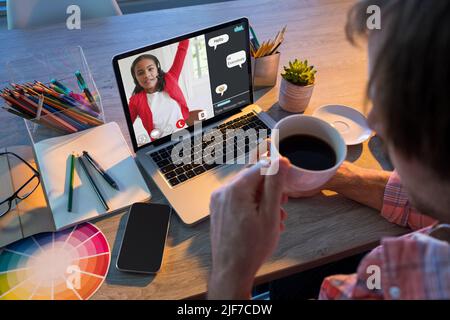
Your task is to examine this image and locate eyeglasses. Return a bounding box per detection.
[0,152,40,218]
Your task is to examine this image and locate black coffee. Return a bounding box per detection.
[279,134,336,171]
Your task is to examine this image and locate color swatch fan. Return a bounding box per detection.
[0,223,110,300]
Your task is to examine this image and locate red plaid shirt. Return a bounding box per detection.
[319,172,450,299]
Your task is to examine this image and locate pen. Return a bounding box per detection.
[82,150,120,191]
[78,155,110,211]
[68,153,75,212]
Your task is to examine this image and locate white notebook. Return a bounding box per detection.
[33,122,151,230]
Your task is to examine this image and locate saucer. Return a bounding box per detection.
[312,104,372,145]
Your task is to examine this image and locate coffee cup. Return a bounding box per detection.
[270,115,347,192]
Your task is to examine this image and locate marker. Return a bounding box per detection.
[75,71,87,91]
[51,79,72,95]
[75,71,100,112]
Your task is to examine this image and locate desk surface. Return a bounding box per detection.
[0,0,407,299]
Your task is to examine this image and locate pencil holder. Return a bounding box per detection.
[251,52,281,89]
[5,46,105,144]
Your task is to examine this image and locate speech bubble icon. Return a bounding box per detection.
[215,84,228,96]
[208,34,229,50]
[226,50,247,68]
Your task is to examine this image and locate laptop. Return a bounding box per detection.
[112,17,275,225]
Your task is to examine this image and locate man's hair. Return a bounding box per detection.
[346,0,450,179]
[130,54,166,95]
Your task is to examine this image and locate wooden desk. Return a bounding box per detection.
[0,0,407,299]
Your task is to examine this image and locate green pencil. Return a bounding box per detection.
[68,153,75,212]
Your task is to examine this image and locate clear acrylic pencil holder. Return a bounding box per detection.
[5,46,105,144]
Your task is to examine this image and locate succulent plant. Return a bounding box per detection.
[281,59,317,86]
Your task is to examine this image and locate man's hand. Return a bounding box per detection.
[249,138,323,199]
[208,158,291,299]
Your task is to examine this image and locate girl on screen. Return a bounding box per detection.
[129,39,190,141]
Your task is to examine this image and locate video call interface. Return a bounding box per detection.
[117,22,251,147]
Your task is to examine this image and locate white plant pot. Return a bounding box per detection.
[278,78,314,113]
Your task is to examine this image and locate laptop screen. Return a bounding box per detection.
[113,18,252,150]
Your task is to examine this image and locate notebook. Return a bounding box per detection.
[33,121,151,230]
[0,146,55,247]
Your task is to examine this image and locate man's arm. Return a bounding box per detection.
[324,161,391,211]
[324,161,436,230]
[208,269,253,300]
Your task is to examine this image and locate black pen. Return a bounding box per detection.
[82,151,119,191]
[78,155,110,211]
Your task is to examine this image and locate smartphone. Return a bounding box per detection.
[116,203,171,273]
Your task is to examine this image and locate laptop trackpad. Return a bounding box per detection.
[214,163,247,183]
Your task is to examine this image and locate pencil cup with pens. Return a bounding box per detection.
[1,46,105,144]
[250,25,286,89]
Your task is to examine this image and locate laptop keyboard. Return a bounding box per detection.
[149,113,270,187]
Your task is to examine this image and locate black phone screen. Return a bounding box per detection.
[116,203,171,273]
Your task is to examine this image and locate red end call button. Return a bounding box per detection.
[176,119,185,129]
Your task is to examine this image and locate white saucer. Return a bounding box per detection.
[312,104,372,145]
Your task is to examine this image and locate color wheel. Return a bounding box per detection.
[0,223,110,300]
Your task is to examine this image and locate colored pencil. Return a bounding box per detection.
[250,25,287,58]
[1,77,104,135]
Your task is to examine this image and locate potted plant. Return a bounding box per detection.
[279,59,317,113]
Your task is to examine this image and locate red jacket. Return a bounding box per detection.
[129,39,190,138]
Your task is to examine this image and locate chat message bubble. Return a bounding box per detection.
[215,84,228,96]
[208,34,229,50]
[226,50,247,68]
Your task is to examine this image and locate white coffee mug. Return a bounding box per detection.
[270,115,347,192]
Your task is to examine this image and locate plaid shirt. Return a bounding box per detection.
[319,172,450,299]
